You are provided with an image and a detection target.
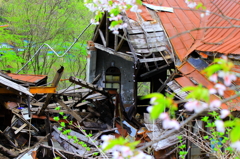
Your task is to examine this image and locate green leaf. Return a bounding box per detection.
[60,122,66,127]
[55,106,61,110]
[59,112,64,116]
[203,136,209,139]
[53,116,60,122]
[201,116,209,122]
[195,2,203,9]
[57,127,63,131]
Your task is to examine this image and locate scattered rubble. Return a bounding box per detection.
[0,67,178,159]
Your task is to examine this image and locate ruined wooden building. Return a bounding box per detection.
[0,0,239,158]
[86,0,240,158]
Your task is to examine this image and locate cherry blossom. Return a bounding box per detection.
[210,83,226,96]
[101,135,115,149]
[131,151,153,159]
[184,100,208,113]
[220,109,230,119]
[209,100,221,110]
[209,73,218,83]
[185,0,197,8]
[231,141,240,151]
[218,71,236,86]
[146,106,153,113]
[159,112,170,120]
[215,120,225,133]
[162,119,180,130]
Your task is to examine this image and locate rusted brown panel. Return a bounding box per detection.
[6,73,47,84]
[174,76,195,87]
[178,62,195,74]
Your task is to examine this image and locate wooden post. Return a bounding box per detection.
[37,66,64,115]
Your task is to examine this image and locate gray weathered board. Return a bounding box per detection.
[0,76,32,96]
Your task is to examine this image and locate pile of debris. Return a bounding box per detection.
[0,67,179,159]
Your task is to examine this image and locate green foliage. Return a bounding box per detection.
[53,116,60,122]
[178,135,188,159]
[0,0,93,81]
[55,106,61,110]
[182,85,210,102]
[203,58,234,77]
[142,93,177,120]
[103,136,140,151]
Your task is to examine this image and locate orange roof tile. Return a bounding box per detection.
[127,0,239,60]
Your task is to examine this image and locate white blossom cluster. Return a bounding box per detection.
[85,0,142,34]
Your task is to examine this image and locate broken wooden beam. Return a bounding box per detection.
[69,76,107,95]
[140,62,173,79]
[37,66,64,115]
[29,86,56,94]
[53,96,82,121]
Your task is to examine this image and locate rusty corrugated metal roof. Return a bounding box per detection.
[6,73,47,84]
[127,0,239,60]
[195,0,240,55]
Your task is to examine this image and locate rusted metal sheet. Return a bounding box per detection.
[29,86,56,94]
[7,73,47,84]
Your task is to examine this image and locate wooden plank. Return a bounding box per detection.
[0,88,15,94]
[14,123,27,134]
[116,31,126,51]
[62,88,90,93]
[140,62,172,79]
[134,46,167,54]
[129,32,164,39]
[54,96,82,121]
[139,55,171,63]
[29,86,56,94]
[69,76,107,95]
[76,101,90,107]
[37,66,64,115]
[105,12,109,47]
[57,85,82,94]
[0,76,32,96]
[132,41,166,49]
[127,25,163,34]
[99,29,106,47]
[129,36,165,45]
[94,43,133,61]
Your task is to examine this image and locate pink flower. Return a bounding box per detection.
[146,106,153,113]
[184,101,208,113]
[209,88,217,94]
[220,109,230,119]
[101,135,115,142]
[231,141,240,151]
[218,71,236,86]
[209,74,218,83]
[113,30,119,34]
[119,146,133,157]
[215,83,226,96]
[186,1,197,8]
[159,112,169,120]
[209,100,221,110]
[215,120,225,133]
[131,151,153,159]
[150,97,157,105]
[163,119,180,130]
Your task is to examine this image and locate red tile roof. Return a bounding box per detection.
[127,0,240,60]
